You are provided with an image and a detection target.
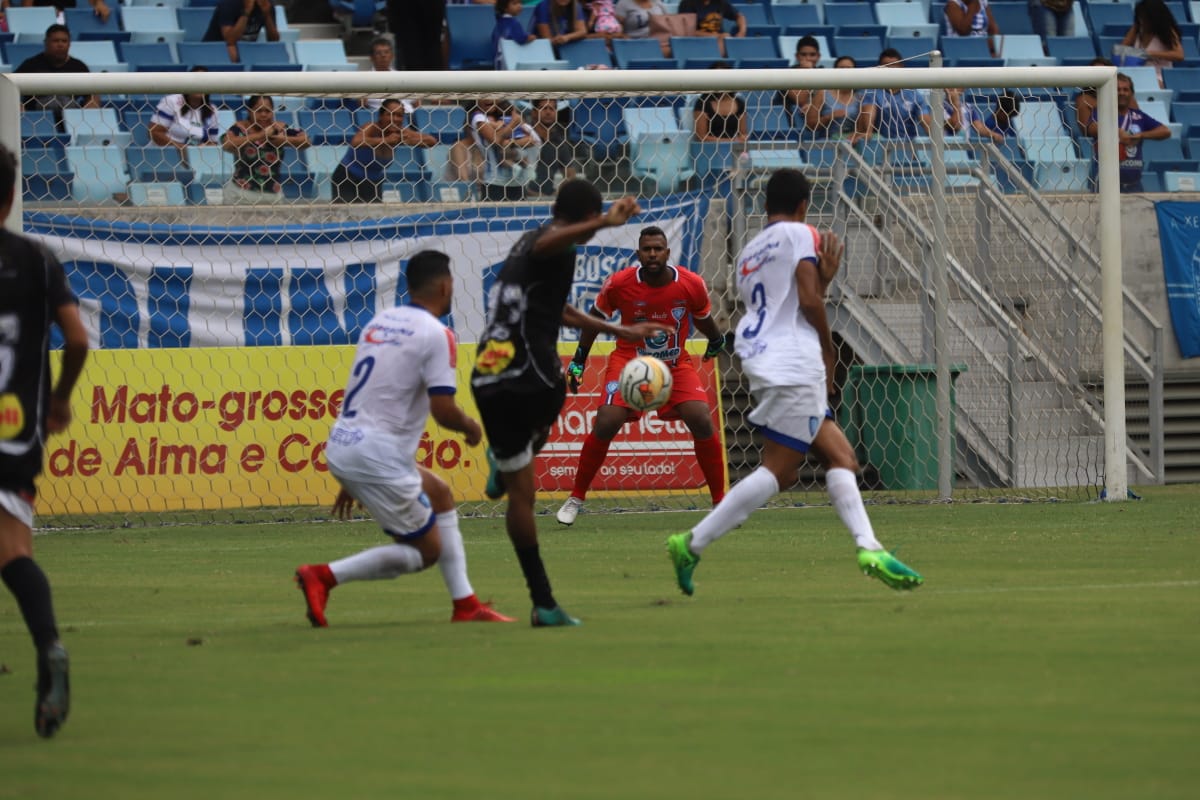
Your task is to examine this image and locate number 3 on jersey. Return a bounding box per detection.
[741,282,766,339]
[340,356,375,418]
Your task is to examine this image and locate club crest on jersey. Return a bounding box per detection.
[0,393,24,440]
[605,380,620,398]
[475,339,515,375]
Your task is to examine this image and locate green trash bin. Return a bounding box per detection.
[839,364,966,491]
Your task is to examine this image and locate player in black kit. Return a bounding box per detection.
[0,142,89,737]
[470,179,667,627]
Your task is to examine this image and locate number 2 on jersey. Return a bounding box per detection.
[741,282,767,339]
[340,356,376,418]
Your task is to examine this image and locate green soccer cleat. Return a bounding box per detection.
[531,605,581,627]
[857,548,924,591]
[667,532,700,596]
[484,447,507,500]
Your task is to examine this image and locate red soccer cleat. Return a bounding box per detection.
[451,597,517,623]
[294,564,334,628]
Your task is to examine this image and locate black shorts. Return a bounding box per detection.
[471,380,566,464]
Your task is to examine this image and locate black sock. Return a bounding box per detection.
[1,557,59,651]
[515,544,556,609]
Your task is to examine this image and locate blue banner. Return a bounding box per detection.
[1154,201,1200,358]
[27,193,710,349]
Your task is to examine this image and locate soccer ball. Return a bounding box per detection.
[618,356,673,411]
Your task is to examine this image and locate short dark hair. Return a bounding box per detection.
[378,98,405,118]
[45,23,70,40]
[796,36,820,53]
[0,142,16,205]
[878,47,903,64]
[639,225,667,243]
[765,169,811,216]
[370,37,393,52]
[245,94,273,113]
[552,178,603,223]
[997,92,1022,114]
[406,250,451,294]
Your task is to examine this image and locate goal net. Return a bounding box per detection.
[0,64,1155,528]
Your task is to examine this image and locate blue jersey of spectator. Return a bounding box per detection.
[861,88,931,139]
[493,3,534,69]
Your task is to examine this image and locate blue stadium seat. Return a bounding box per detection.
[293,39,355,71]
[382,145,430,203]
[4,43,42,68]
[1033,159,1092,192]
[63,108,132,148]
[498,38,569,70]
[65,145,128,203]
[570,97,627,161]
[1143,138,1187,164]
[178,8,216,42]
[121,7,186,45]
[887,35,935,65]
[1046,37,1098,62]
[304,145,345,202]
[1001,34,1057,66]
[5,7,58,43]
[725,36,789,68]
[833,35,883,63]
[21,111,68,148]
[329,0,386,30]
[22,146,72,202]
[123,110,156,146]
[823,4,875,28]
[178,42,235,66]
[940,37,1002,66]
[446,3,496,70]
[558,38,614,70]
[1163,170,1200,191]
[126,144,195,183]
[747,104,795,141]
[119,41,179,67]
[691,140,734,187]
[279,148,311,199]
[611,38,674,69]
[69,41,123,71]
[410,105,468,144]
[238,42,293,66]
[295,108,358,145]
[875,3,939,39]
[770,4,824,36]
[988,2,1036,36]
[670,36,724,69]
[64,7,129,43]
[1087,4,1134,38]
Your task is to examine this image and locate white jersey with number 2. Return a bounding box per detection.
[326,305,457,481]
[733,220,825,391]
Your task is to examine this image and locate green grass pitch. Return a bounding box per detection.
[1,486,1197,799]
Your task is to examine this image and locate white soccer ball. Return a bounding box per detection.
[618,356,673,411]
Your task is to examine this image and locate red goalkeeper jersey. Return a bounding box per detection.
[593,265,712,365]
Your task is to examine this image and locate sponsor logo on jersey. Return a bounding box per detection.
[475,339,515,375]
[363,323,415,344]
[0,393,25,440]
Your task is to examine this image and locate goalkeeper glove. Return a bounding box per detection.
[703,332,733,361]
[567,346,587,393]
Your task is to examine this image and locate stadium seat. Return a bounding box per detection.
[124,110,155,146]
[119,41,179,68]
[1022,137,1079,164]
[64,7,129,43]
[178,42,236,67]
[1123,66,1162,95]
[177,8,216,42]
[128,181,188,206]
[611,38,674,69]
[1163,170,1200,191]
[498,38,569,70]
[303,145,345,202]
[446,3,498,70]
[381,145,430,202]
[69,41,123,71]
[126,144,194,184]
[22,146,72,202]
[1172,102,1200,137]
[874,3,939,39]
[747,104,795,141]
[940,37,1001,66]
[127,0,188,7]
[1000,34,1057,66]
[121,7,186,45]
[558,38,614,70]
[185,144,234,199]
[237,42,293,66]
[887,35,935,65]
[988,2,1036,36]
[1045,37,1098,63]
[725,36,789,68]
[626,118,695,193]
[423,142,473,201]
[329,0,387,31]
[411,105,468,144]
[691,140,734,187]
[65,145,128,203]
[1164,67,1200,101]
[63,108,132,148]
[278,148,311,199]
[770,4,824,36]
[823,3,875,29]
[1087,4,1134,38]
[1013,99,1070,141]
[1033,159,1092,192]
[5,7,58,43]
[832,35,883,63]
[296,108,358,145]
[670,36,724,69]
[3,43,40,67]
[293,39,355,71]
[268,5,301,45]
[570,96,627,161]
[21,111,69,148]
[1143,138,1187,164]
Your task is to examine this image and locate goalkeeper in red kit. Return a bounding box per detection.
[555,226,732,526]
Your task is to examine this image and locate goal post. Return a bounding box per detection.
[0,64,1137,526]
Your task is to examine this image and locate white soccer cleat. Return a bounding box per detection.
[556,496,584,526]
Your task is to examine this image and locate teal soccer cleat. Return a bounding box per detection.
[531,606,581,627]
[666,532,700,596]
[857,548,924,590]
[484,447,507,500]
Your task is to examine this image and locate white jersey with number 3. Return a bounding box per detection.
[733,221,824,390]
[326,305,457,480]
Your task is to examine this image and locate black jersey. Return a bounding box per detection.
[471,224,576,394]
[0,230,75,495]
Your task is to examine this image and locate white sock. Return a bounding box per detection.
[330,543,425,584]
[690,466,779,553]
[435,510,474,601]
[826,467,883,551]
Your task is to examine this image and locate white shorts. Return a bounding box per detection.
[747,384,833,453]
[326,444,434,540]
[0,489,34,529]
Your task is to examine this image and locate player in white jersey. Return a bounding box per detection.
[294,250,515,626]
[666,169,923,595]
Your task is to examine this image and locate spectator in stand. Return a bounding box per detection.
[1121,0,1184,89]
[220,95,310,205]
[468,97,542,200]
[856,48,932,141]
[780,36,821,131]
[15,24,99,113]
[534,0,588,50]
[679,0,745,38]
[388,0,446,69]
[809,55,861,140]
[203,0,280,64]
[693,62,748,142]
[942,86,981,136]
[943,0,1000,58]
[586,0,622,37]
[969,91,1023,144]
[1075,57,1134,138]
[148,68,220,150]
[1028,0,1074,39]
[529,97,580,194]
[362,38,418,115]
[1083,72,1169,192]
[613,0,665,39]
[1,1,110,25]
[493,0,536,69]
[333,98,438,204]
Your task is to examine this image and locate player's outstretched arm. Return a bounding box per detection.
[567,308,607,392]
[429,395,483,447]
[533,197,642,257]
